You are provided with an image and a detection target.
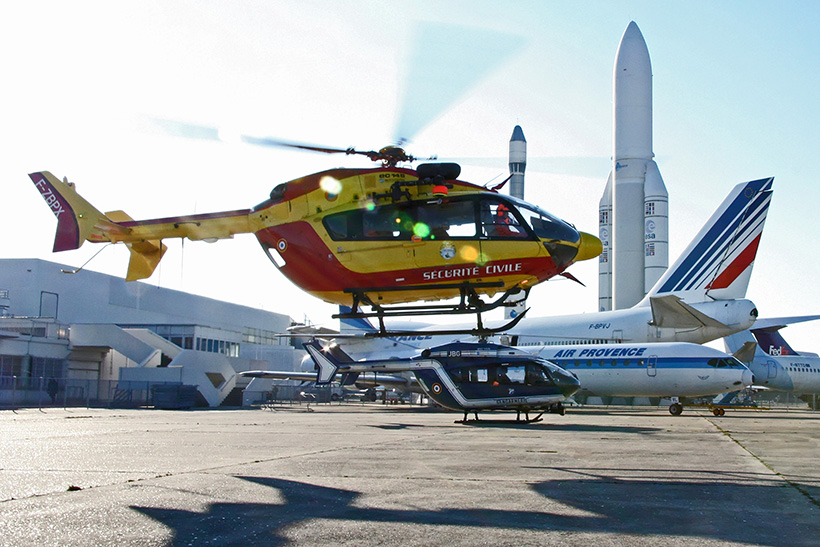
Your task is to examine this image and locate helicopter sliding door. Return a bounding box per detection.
[409,197,481,273]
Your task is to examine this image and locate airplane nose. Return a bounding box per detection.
[575,231,603,262]
[741,368,754,387]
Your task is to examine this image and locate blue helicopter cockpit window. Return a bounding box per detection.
[449,362,557,387]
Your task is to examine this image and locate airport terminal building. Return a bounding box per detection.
[0,258,304,408]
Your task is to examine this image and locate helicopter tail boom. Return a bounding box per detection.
[30,171,259,281]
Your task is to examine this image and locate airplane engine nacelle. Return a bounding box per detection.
[695,299,758,329]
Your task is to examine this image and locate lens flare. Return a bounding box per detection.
[459,245,478,261]
[320,176,342,196]
[414,223,431,238]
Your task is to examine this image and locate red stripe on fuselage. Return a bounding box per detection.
[255,222,560,292]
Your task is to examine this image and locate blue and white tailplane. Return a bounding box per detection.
[338,306,378,334]
[305,340,356,385]
[643,177,774,304]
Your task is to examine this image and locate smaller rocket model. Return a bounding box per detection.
[506,125,527,319]
[509,125,527,200]
[599,21,669,311]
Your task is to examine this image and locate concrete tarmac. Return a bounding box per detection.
[1,404,818,546]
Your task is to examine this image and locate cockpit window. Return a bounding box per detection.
[480,200,530,239]
[323,197,477,241]
[451,361,557,387]
[507,196,580,244]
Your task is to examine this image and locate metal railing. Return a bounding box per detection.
[0,376,185,409]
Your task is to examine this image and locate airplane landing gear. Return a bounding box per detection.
[668,402,683,416]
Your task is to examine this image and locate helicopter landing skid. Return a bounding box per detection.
[456,411,545,425]
[337,283,530,338]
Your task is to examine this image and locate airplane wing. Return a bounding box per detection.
[649,294,727,329]
[241,370,322,381]
[751,315,820,331]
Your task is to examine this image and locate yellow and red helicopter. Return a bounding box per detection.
[29,138,601,329]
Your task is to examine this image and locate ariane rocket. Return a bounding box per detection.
[599,21,668,311]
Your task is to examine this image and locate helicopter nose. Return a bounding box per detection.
[554,368,582,397]
[575,231,603,262]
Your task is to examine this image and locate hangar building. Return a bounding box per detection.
[0,258,305,407]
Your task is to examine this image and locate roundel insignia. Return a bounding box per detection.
[431,383,443,394]
[277,239,288,252]
[439,242,456,260]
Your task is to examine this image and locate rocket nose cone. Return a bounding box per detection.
[575,232,603,262]
[621,21,646,44]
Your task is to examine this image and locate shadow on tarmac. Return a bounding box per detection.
[132,474,819,546]
[457,421,662,434]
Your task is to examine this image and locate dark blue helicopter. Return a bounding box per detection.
[305,340,579,423]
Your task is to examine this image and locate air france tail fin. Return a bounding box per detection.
[29,171,167,281]
[644,177,773,304]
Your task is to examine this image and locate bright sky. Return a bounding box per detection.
[3,1,819,350]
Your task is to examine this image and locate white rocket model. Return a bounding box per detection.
[509,125,526,200]
[506,125,527,319]
[599,21,668,311]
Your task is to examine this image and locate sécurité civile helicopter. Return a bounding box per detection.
[26,19,601,334]
[260,340,580,423]
[28,136,601,332]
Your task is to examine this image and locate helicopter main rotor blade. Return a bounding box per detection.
[150,117,372,157]
[392,22,527,144]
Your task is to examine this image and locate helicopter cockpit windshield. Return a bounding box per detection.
[323,195,579,245]
[504,196,580,245]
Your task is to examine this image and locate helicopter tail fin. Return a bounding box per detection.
[30,171,167,281]
[304,340,355,385]
[30,171,122,252]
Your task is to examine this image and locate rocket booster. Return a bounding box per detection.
[600,21,668,311]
